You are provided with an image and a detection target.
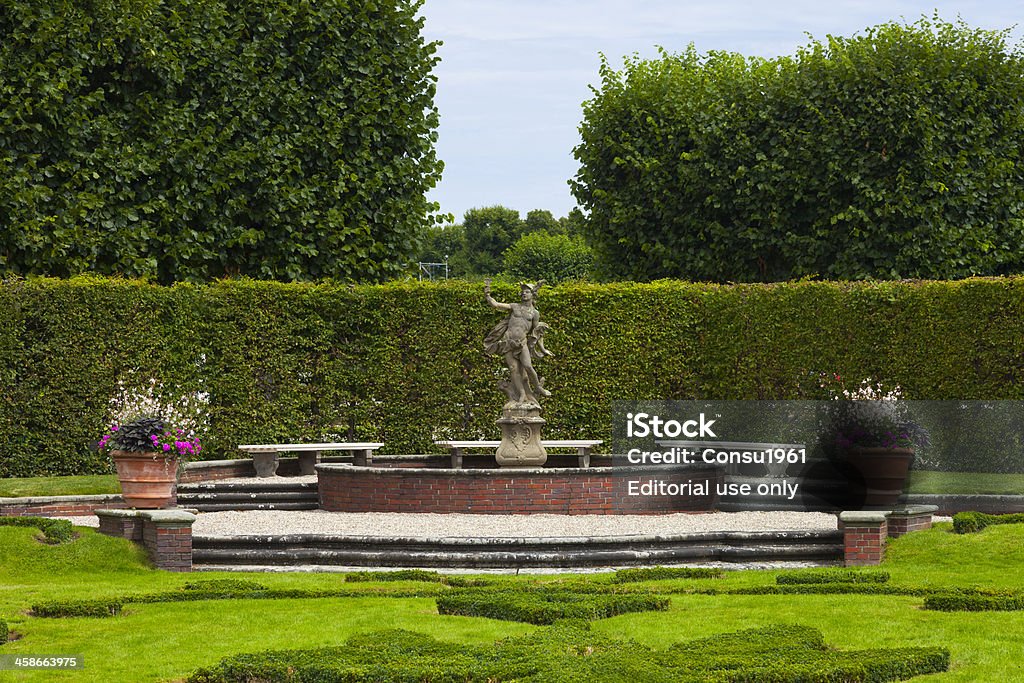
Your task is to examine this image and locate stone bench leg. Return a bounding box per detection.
[353,449,373,467]
[577,448,591,468]
[298,450,321,476]
[450,448,464,469]
[251,450,279,477]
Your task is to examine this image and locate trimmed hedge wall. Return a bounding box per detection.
[3,275,1024,475]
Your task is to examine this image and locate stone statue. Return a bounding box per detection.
[484,279,553,405]
[483,279,552,467]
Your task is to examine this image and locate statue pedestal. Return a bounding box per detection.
[496,402,547,468]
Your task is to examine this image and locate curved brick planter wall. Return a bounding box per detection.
[317,464,723,514]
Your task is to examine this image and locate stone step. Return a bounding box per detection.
[177,491,318,503]
[178,481,317,493]
[191,531,843,568]
[187,502,320,512]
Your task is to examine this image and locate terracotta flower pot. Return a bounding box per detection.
[846,446,914,508]
[111,450,179,509]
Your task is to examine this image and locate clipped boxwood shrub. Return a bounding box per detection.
[31,599,123,618]
[925,594,1024,611]
[187,623,950,683]
[180,579,267,592]
[435,590,669,625]
[0,516,74,544]
[612,566,725,583]
[953,511,1024,534]
[776,569,890,585]
[732,584,928,597]
[345,570,447,584]
[0,619,7,643]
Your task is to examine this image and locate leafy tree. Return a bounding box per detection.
[458,205,523,275]
[558,208,588,238]
[418,224,464,264]
[571,17,1024,282]
[523,209,563,236]
[0,0,443,284]
[502,232,594,284]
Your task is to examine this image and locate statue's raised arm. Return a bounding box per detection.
[483,278,512,311]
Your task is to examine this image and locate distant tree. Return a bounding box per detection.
[418,224,464,264]
[523,209,563,236]
[502,232,594,284]
[458,206,524,275]
[558,208,588,238]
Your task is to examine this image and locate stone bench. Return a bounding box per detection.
[434,440,603,468]
[238,442,384,477]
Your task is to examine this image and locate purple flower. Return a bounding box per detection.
[162,443,171,452]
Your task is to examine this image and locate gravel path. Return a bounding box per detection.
[53,510,841,537]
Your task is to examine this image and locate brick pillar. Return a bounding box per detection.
[839,511,888,566]
[141,510,196,572]
[886,505,938,539]
[96,508,196,572]
[96,509,144,541]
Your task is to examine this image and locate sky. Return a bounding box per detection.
[420,0,1024,223]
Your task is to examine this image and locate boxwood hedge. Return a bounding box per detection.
[187,624,950,683]
[776,569,890,585]
[952,511,1024,534]
[613,566,725,583]
[3,276,1024,475]
[0,516,74,543]
[435,589,670,625]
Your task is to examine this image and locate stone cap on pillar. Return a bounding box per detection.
[839,511,889,524]
[140,509,197,524]
[96,508,197,523]
[886,505,939,518]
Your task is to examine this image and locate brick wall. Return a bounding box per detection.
[96,509,195,571]
[318,465,721,514]
[179,459,255,483]
[840,514,888,566]
[0,496,126,517]
[838,506,938,566]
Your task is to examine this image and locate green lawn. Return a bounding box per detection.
[0,475,120,498]
[906,470,1024,495]
[0,521,1023,681]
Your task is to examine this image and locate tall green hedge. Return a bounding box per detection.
[572,17,1024,282]
[2,275,1024,476]
[0,0,442,283]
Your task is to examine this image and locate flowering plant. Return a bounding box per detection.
[817,374,929,450]
[98,378,209,459]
